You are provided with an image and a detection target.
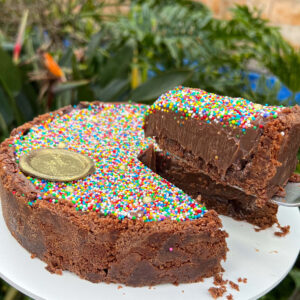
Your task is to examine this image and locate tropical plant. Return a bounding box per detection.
[0,1,300,299]
[1,1,299,140]
[0,0,125,47]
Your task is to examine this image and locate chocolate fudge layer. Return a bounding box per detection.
[144,87,300,206]
[139,146,278,229]
[0,102,228,286]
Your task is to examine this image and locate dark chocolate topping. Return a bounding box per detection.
[145,106,300,204]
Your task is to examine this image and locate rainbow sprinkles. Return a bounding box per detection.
[13,103,207,222]
[145,86,284,132]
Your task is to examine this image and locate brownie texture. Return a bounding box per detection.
[0,103,228,286]
[145,103,300,206]
[139,146,278,229]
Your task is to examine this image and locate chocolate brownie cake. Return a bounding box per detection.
[144,87,300,206]
[0,102,228,286]
[139,146,278,229]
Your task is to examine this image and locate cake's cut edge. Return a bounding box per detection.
[139,145,278,229]
[144,87,300,206]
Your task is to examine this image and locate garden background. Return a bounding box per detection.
[0,0,299,299]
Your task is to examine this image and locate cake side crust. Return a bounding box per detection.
[0,103,228,286]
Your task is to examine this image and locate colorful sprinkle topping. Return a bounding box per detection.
[14,103,207,222]
[146,86,284,130]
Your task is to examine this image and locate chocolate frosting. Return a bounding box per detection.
[144,106,300,204]
[145,111,262,176]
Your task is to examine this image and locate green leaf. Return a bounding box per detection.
[0,112,8,138]
[21,81,39,115]
[56,90,72,109]
[0,42,14,51]
[77,85,95,102]
[0,47,21,94]
[164,38,179,61]
[86,31,103,59]
[52,80,90,94]
[265,48,300,94]
[130,70,192,102]
[59,47,74,68]
[290,269,300,289]
[16,92,34,121]
[0,85,14,125]
[93,78,129,102]
[71,54,82,80]
[98,44,133,86]
[0,77,23,125]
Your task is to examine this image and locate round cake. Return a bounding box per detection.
[0,102,228,286]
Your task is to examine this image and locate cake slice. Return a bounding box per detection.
[144,86,300,206]
[139,146,278,229]
[0,102,228,286]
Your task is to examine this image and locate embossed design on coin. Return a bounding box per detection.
[19,148,95,181]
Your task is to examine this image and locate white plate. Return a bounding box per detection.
[0,201,299,300]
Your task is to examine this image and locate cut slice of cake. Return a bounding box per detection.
[139,145,278,229]
[144,86,300,206]
[0,102,228,286]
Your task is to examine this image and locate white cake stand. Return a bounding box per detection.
[0,201,299,300]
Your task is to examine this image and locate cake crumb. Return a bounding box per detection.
[288,173,300,182]
[269,250,278,254]
[213,273,228,286]
[181,290,184,293]
[238,277,247,283]
[31,253,37,259]
[275,186,286,197]
[229,281,239,291]
[45,264,62,275]
[255,248,259,252]
[275,223,290,237]
[211,273,244,298]
[117,285,122,289]
[54,269,63,275]
[254,227,263,232]
[208,286,227,299]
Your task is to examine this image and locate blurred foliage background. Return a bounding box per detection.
[0,0,299,299]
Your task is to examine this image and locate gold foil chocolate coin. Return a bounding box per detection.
[19,148,95,182]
